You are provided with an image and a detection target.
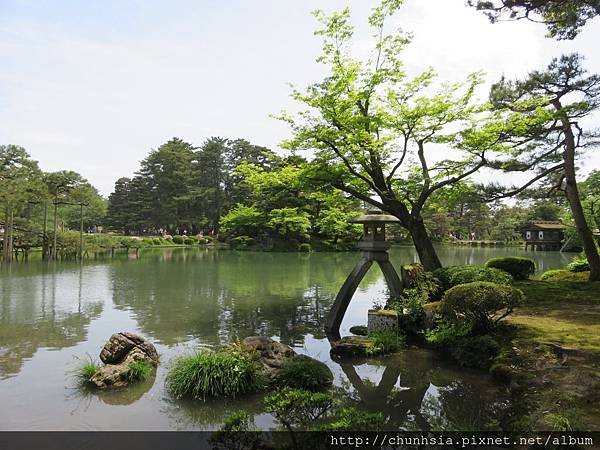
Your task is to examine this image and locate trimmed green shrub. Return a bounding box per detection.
[540,269,590,281]
[441,281,524,332]
[433,265,513,291]
[567,256,590,272]
[166,347,262,400]
[197,238,209,245]
[184,238,194,245]
[485,256,536,280]
[152,238,162,245]
[172,236,184,245]
[298,243,312,252]
[277,355,333,391]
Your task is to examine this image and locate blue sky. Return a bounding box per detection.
[1,0,599,195]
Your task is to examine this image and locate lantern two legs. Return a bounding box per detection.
[325,255,402,340]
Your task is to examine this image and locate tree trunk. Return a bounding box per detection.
[407,217,442,272]
[79,203,84,261]
[2,209,8,262]
[52,200,58,260]
[554,100,600,281]
[42,202,48,260]
[7,209,14,262]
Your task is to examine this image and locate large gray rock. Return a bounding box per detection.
[91,332,158,388]
[241,336,296,381]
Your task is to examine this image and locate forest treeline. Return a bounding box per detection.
[2,139,599,257]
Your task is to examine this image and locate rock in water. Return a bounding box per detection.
[241,336,296,381]
[91,332,158,388]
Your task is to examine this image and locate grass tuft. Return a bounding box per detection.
[166,347,263,400]
[74,355,100,385]
[368,330,405,355]
[124,359,152,382]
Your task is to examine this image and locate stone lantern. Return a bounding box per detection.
[325,210,403,339]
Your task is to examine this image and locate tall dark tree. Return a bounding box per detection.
[487,54,600,280]
[137,138,197,233]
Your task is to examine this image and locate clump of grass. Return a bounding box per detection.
[368,330,405,355]
[124,359,152,382]
[166,347,263,400]
[277,355,333,392]
[74,355,100,385]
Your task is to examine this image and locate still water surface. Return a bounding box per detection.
[0,246,570,430]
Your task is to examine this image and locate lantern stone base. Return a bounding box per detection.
[368,309,399,333]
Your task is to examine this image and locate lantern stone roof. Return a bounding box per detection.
[525,221,565,230]
[349,210,400,224]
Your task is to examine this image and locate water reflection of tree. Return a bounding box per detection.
[161,392,267,430]
[333,350,509,431]
[0,263,103,379]
[110,249,381,347]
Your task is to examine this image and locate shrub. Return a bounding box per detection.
[124,360,151,382]
[540,269,590,282]
[449,335,500,369]
[152,238,162,245]
[277,355,333,391]
[387,288,426,335]
[441,281,524,332]
[368,330,405,355]
[298,243,312,252]
[184,238,194,245]
[426,321,499,369]
[433,265,513,291]
[172,236,184,245]
[210,410,261,450]
[264,388,333,431]
[399,263,441,299]
[197,238,208,245]
[230,235,255,249]
[567,256,590,272]
[165,347,262,400]
[485,257,536,280]
[320,407,385,431]
[426,320,471,346]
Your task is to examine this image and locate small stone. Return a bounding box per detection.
[241,336,296,381]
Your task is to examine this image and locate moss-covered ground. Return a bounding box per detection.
[497,279,600,430]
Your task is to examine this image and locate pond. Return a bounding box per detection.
[0,246,571,430]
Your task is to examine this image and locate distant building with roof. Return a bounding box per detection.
[523,221,565,251]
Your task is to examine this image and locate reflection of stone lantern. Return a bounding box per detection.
[325,210,403,339]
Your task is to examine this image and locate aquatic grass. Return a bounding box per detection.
[166,347,263,400]
[73,354,100,386]
[367,330,405,355]
[124,359,152,382]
